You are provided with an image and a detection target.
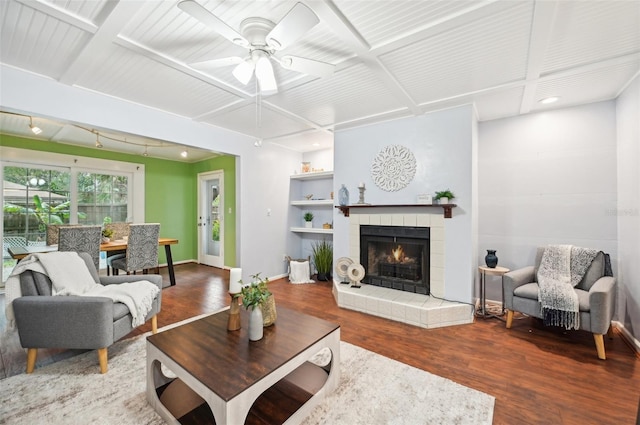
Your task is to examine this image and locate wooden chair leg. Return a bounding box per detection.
[98,348,108,373]
[26,348,37,373]
[594,333,606,360]
[152,315,158,334]
[506,309,514,328]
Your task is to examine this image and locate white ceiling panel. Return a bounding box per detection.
[333,0,482,48]
[0,0,91,79]
[267,63,407,126]
[542,1,640,74]
[1,0,638,153]
[201,102,313,139]
[75,44,243,118]
[379,1,533,103]
[534,61,640,112]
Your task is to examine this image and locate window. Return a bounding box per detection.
[1,147,145,284]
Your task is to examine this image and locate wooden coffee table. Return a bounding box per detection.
[146,306,340,424]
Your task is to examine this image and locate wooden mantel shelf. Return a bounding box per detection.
[335,204,457,218]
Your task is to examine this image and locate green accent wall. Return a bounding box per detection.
[1,134,237,267]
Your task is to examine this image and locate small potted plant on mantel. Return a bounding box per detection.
[303,212,314,228]
[240,274,273,341]
[434,189,455,204]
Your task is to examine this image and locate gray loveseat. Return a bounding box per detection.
[13,252,162,373]
[503,247,616,360]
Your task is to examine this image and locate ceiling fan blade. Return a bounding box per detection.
[232,60,255,85]
[266,3,319,50]
[190,57,244,71]
[178,0,249,47]
[279,55,335,78]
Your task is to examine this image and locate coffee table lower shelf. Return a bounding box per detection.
[157,361,329,424]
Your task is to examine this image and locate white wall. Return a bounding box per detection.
[0,65,301,284]
[478,101,618,301]
[616,74,640,342]
[334,105,477,303]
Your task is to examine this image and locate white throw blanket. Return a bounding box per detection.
[537,245,598,330]
[5,252,159,328]
[289,260,314,284]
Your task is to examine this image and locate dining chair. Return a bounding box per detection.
[58,225,102,270]
[104,222,131,276]
[111,223,160,276]
[46,224,81,245]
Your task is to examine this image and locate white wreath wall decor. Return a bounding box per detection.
[370,145,417,192]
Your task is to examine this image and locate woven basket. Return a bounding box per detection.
[261,295,277,327]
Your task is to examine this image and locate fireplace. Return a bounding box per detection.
[359,225,430,294]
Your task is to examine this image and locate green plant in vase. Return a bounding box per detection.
[240,273,272,310]
[434,189,455,204]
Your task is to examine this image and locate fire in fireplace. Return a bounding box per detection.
[359,225,430,294]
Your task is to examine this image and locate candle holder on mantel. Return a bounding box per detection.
[227,293,241,331]
[357,183,369,205]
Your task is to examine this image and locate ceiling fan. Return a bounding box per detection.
[178,0,335,94]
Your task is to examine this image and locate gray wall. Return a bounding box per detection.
[616,74,640,343]
[478,101,618,309]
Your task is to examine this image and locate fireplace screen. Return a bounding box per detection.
[360,225,430,294]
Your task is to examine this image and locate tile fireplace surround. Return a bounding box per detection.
[332,211,474,328]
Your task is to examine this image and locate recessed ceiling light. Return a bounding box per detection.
[312,142,320,147]
[539,96,560,104]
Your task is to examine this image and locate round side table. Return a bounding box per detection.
[478,265,510,318]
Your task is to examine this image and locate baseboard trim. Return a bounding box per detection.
[614,321,640,358]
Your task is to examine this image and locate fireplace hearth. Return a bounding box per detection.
[360,225,430,295]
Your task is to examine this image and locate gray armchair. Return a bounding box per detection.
[12,252,162,374]
[504,247,616,360]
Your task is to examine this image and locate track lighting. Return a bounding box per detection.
[143,145,149,157]
[181,149,188,158]
[254,139,263,147]
[29,117,42,135]
[95,132,103,148]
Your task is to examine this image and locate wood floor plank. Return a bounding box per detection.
[1,262,638,424]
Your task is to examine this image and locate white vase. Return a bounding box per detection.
[249,307,264,341]
[439,197,449,204]
[305,221,313,228]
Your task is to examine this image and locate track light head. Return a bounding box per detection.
[29,117,42,135]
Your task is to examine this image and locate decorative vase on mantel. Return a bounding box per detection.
[485,250,498,268]
[249,307,264,341]
[338,184,349,206]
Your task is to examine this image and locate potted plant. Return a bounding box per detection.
[434,189,455,204]
[312,239,333,281]
[101,228,113,243]
[240,273,273,341]
[303,212,314,228]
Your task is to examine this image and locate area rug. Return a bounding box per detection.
[0,316,494,425]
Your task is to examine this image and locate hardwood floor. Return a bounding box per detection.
[2,262,639,424]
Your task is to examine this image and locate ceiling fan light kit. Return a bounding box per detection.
[178,0,335,94]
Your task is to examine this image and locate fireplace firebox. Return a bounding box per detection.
[359,225,430,294]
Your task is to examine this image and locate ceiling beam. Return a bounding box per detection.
[15,0,98,33]
[313,0,422,116]
[58,1,146,85]
[519,1,559,114]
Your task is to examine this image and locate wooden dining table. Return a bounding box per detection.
[7,237,179,286]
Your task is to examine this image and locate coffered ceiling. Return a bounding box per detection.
[1,0,638,159]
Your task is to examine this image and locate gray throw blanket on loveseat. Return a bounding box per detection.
[537,245,598,330]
